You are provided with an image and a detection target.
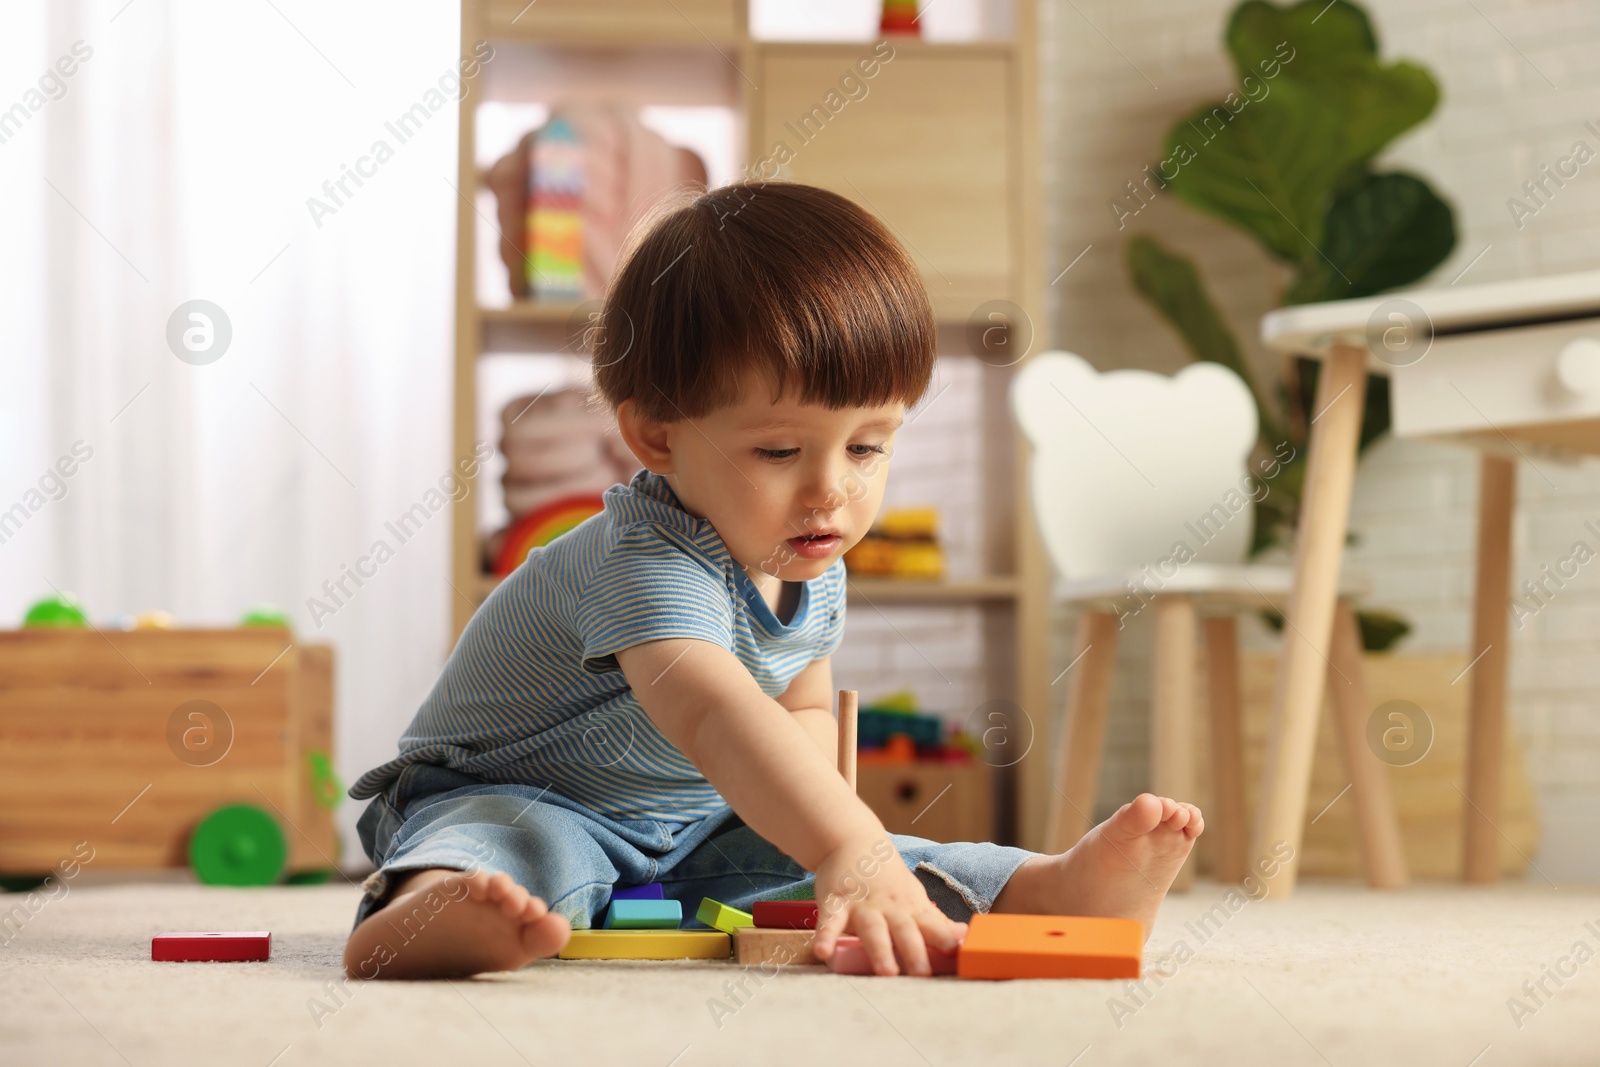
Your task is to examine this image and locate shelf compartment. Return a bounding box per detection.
[478,0,741,46]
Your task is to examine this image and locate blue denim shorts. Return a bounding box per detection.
[352,764,1038,930]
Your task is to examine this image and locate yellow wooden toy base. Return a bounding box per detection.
[558,930,731,961]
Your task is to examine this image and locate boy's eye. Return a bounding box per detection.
[752,444,888,461]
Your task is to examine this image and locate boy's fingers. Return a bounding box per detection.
[887,912,931,977]
[812,906,848,958]
[854,911,898,976]
[920,912,967,953]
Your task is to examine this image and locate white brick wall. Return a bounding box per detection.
[1043,0,1600,880]
[833,359,993,722]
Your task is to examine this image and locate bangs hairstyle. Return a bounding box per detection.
[588,181,935,423]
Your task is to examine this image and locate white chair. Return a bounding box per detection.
[1012,352,1407,890]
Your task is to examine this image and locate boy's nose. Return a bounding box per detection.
[801,463,851,513]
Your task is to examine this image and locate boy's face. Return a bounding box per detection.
[656,380,904,590]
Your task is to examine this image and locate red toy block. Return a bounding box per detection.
[825,935,957,976]
[956,914,1141,979]
[753,901,818,929]
[152,931,271,962]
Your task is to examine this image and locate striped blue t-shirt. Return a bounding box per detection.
[349,467,848,823]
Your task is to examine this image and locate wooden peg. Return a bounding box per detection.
[838,688,858,791]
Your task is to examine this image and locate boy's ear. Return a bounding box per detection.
[615,400,675,474]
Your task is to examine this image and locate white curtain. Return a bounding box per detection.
[0,0,464,866]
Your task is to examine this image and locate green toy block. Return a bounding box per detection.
[696,898,753,934]
[604,899,682,929]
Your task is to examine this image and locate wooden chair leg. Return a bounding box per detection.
[1203,615,1248,884]
[1464,454,1516,883]
[1045,610,1120,853]
[1151,595,1198,891]
[1251,343,1368,899]
[1327,597,1408,889]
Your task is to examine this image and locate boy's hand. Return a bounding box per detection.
[810,833,967,976]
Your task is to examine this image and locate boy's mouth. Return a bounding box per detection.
[787,531,841,559]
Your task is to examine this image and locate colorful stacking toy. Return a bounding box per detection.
[603,899,682,930]
[696,898,753,934]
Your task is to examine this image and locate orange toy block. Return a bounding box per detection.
[956,914,1141,980]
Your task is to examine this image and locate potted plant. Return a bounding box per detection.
[1123,0,1457,650]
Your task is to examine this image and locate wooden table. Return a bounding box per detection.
[1253,269,1600,897]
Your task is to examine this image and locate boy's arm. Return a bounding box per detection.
[616,636,965,975]
[774,656,838,761]
[615,638,873,871]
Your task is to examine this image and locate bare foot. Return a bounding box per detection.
[993,793,1202,941]
[343,868,570,980]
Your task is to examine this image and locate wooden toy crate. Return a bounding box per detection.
[857,761,994,844]
[0,629,337,875]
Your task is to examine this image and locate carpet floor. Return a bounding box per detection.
[3,877,1597,1066]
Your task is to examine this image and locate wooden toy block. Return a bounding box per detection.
[151,932,271,962]
[955,914,1142,980]
[557,930,730,961]
[696,898,753,934]
[611,882,665,902]
[733,927,823,967]
[825,935,956,976]
[752,900,818,929]
[603,899,682,929]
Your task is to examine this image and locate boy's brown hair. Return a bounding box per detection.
[589,181,935,423]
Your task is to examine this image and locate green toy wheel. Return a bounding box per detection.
[23,594,88,628]
[305,750,344,812]
[239,605,292,629]
[0,874,51,893]
[189,804,287,887]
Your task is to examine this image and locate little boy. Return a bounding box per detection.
[344,182,1202,980]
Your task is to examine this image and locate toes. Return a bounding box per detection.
[1119,793,1165,834]
[1162,805,1191,831]
[520,912,571,959]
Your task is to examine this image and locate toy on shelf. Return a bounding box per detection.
[696,898,753,934]
[493,494,606,577]
[151,931,271,963]
[879,0,922,35]
[22,594,87,628]
[558,930,730,961]
[603,899,682,930]
[852,690,971,763]
[527,116,585,301]
[486,107,710,303]
[858,732,917,767]
[843,507,944,579]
